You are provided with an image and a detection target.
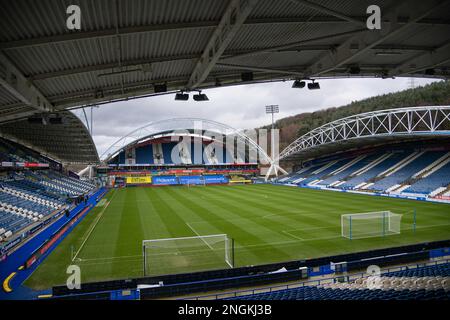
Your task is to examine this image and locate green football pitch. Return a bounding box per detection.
[24,184,450,290]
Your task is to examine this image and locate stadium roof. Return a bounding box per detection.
[0,111,99,164]
[1,0,450,124]
[279,106,450,162]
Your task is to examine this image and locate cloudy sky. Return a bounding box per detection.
[73,77,442,158]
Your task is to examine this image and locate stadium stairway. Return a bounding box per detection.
[318,155,367,186]
[339,152,410,190]
[404,159,450,194]
[299,159,352,186]
[277,165,321,184]
[370,151,444,193]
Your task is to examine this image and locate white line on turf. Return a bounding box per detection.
[72,190,117,262]
[281,230,304,240]
[185,222,214,250]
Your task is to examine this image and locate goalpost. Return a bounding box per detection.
[341,211,403,240]
[142,234,234,276]
[186,179,206,187]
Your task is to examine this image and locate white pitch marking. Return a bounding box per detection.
[185,222,214,250]
[72,190,117,262]
[282,230,304,240]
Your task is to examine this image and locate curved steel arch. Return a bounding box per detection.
[101,117,273,164]
[279,106,450,161]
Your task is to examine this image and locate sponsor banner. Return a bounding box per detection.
[24,162,39,167]
[3,236,22,252]
[126,176,152,184]
[1,161,49,168]
[166,169,204,175]
[204,174,228,184]
[179,175,203,185]
[152,175,178,185]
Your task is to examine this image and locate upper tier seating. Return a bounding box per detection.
[135,144,154,164]
[0,137,48,164]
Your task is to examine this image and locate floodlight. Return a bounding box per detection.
[307,81,320,90]
[193,93,209,101]
[292,80,306,88]
[174,92,189,101]
[265,105,279,114]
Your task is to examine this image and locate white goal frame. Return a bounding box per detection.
[341,211,402,240]
[142,234,234,276]
[186,179,206,187]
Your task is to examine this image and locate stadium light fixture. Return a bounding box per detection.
[174,92,189,101]
[307,81,320,90]
[193,91,209,101]
[292,80,306,88]
[265,105,279,116]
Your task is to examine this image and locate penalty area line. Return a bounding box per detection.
[185,222,214,250]
[282,230,304,240]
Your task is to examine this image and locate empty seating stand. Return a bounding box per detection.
[0,170,96,242]
[225,263,450,300]
[276,149,450,197]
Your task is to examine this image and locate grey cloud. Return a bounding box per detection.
[74,77,441,157]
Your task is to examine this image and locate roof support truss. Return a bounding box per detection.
[279,106,450,161]
[305,0,449,77]
[288,0,366,26]
[1,16,448,51]
[391,41,450,76]
[0,53,54,113]
[187,0,259,89]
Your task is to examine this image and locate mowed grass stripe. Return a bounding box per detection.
[203,185,341,230]
[169,186,300,241]
[153,187,264,264]
[164,187,294,264]
[24,185,450,289]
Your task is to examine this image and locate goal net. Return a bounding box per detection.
[143,234,234,276]
[341,211,402,240]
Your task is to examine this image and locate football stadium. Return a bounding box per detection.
[0,0,450,305]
